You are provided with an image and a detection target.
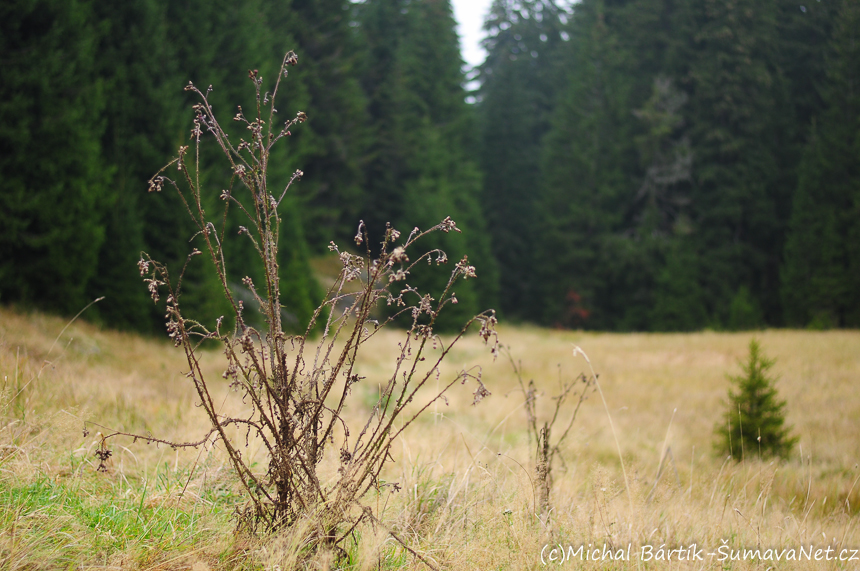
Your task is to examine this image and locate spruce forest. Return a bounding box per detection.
[2,0,859,333]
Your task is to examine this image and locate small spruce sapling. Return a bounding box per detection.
[717,340,797,460]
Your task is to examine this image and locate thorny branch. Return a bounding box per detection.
[102,51,498,553]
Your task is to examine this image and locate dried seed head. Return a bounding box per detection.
[455,256,477,279]
[418,294,434,315]
[148,176,164,193]
[354,220,365,245]
[439,216,460,233]
[472,381,491,406]
[144,278,163,303]
[391,246,408,264]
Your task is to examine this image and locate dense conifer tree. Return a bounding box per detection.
[477,0,568,321]
[782,0,860,328]
[536,0,635,329]
[85,0,181,330]
[274,0,370,250]
[0,0,109,314]
[672,0,798,328]
[530,0,845,330]
[356,0,408,244]
[358,0,498,329]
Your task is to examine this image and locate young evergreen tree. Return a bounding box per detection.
[717,340,797,460]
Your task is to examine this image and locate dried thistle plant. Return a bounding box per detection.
[504,346,594,518]
[96,52,498,554]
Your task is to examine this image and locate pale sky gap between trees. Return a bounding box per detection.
[452,0,493,69]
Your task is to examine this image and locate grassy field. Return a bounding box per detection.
[1,305,859,569]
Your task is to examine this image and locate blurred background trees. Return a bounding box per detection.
[1,0,857,332]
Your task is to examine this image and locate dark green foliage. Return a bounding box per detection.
[0,0,499,333]
[356,0,409,242]
[3,0,859,332]
[681,0,791,327]
[650,241,707,332]
[477,0,569,321]
[357,0,498,329]
[523,0,853,330]
[781,0,860,329]
[269,0,370,250]
[717,340,797,460]
[536,0,634,329]
[87,195,152,331]
[278,196,326,332]
[84,0,180,331]
[727,286,764,332]
[156,0,309,331]
[0,0,109,314]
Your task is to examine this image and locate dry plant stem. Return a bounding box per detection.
[10,297,104,404]
[505,346,592,517]
[107,51,498,545]
[646,407,677,502]
[45,297,105,358]
[571,345,633,512]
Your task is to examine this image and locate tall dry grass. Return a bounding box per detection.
[2,306,859,569]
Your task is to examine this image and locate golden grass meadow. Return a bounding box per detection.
[1,304,859,570]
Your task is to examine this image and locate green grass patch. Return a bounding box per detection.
[0,465,239,569]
